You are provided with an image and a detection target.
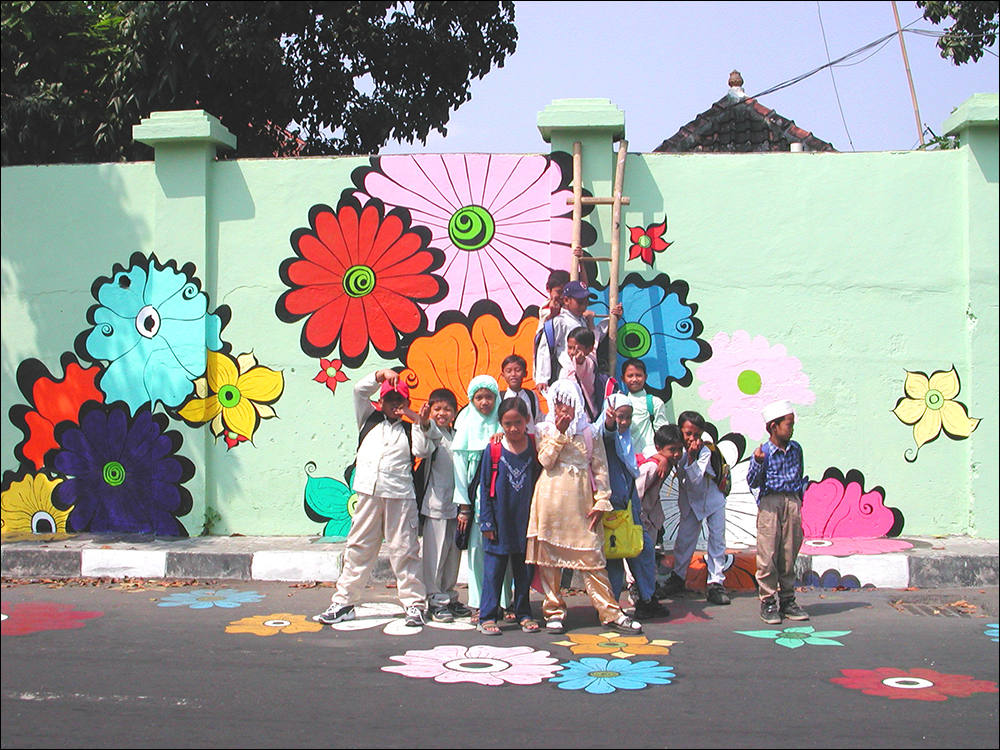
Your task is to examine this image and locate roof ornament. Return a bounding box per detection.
[727,70,746,101]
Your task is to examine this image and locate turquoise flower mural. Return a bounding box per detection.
[549,658,675,694]
[736,626,852,649]
[986,624,999,643]
[156,589,265,609]
[302,462,357,539]
[77,253,229,413]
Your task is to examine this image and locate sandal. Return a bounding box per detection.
[605,614,643,635]
[477,620,502,636]
[501,608,518,622]
[470,608,480,625]
[519,618,540,633]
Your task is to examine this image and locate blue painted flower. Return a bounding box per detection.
[735,626,852,649]
[157,589,265,609]
[986,624,999,643]
[591,272,709,399]
[79,253,228,412]
[51,402,194,536]
[549,658,675,694]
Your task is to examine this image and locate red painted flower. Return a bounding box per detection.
[314,358,350,395]
[223,431,248,450]
[276,196,447,367]
[628,220,671,266]
[10,354,104,470]
[1,601,103,636]
[831,668,998,701]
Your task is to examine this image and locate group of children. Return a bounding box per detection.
[315,270,810,631]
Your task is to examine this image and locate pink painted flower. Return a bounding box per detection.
[355,154,579,327]
[1,601,103,636]
[696,330,814,439]
[800,538,914,556]
[382,644,561,686]
[802,468,903,539]
[314,358,349,395]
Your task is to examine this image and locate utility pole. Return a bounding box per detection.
[892,0,925,146]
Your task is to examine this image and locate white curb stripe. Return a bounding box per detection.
[250,550,342,581]
[81,549,167,579]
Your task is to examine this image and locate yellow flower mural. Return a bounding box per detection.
[892,367,980,462]
[178,351,284,443]
[552,632,678,659]
[1,472,70,536]
[224,613,324,636]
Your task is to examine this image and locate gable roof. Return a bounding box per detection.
[654,71,837,153]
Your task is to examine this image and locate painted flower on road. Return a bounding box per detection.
[831,668,998,701]
[51,402,194,536]
[383,645,560,685]
[325,603,473,635]
[314,358,349,395]
[157,589,265,609]
[799,538,913,557]
[985,624,999,643]
[892,367,980,462]
[736,626,851,649]
[354,153,588,327]
[802,468,903,540]
[553,633,677,659]
[79,253,228,413]
[696,330,814,440]
[225,613,324,636]
[276,197,447,367]
[177,351,284,443]
[1,470,69,535]
[627,219,671,266]
[1,601,103,636]
[550,658,676,694]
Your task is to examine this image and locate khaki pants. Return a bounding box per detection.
[755,492,803,601]
[332,493,426,609]
[536,566,621,625]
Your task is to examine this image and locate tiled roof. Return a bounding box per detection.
[654,74,837,153]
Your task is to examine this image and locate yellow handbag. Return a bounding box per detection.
[602,500,644,559]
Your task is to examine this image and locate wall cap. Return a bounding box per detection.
[133,110,237,151]
[536,98,625,143]
[943,93,999,137]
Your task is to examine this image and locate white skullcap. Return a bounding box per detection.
[761,399,795,425]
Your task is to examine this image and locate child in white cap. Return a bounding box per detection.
[746,399,810,624]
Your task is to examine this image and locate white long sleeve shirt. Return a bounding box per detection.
[534,309,609,386]
[678,444,727,521]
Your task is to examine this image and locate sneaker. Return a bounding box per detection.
[430,606,454,623]
[633,598,670,621]
[447,601,473,618]
[706,583,732,606]
[313,604,355,625]
[404,606,425,627]
[605,614,643,635]
[545,619,565,634]
[656,571,687,597]
[779,597,810,621]
[760,597,781,625]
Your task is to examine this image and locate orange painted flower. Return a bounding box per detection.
[552,632,677,658]
[225,613,324,636]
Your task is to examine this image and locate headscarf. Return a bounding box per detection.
[451,375,501,457]
[545,378,590,436]
[605,392,639,479]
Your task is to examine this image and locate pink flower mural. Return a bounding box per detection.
[801,468,905,540]
[354,153,588,327]
[696,330,815,440]
[383,644,561,686]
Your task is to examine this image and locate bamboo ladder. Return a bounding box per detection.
[568,139,630,378]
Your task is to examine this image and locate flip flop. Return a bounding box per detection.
[477,620,502,636]
[519,618,540,633]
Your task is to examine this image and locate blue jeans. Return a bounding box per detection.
[480,551,534,623]
[606,529,657,602]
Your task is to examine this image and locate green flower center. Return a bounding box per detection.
[738,369,762,395]
[218,384,242,408]
[197,594,225,602]
[588,670,621,679]
[326,367,338,377]
[638,234,652,249]
[617,322,652,358]
[448,206,495,251]
[924,389,944,410]
[343,265,376,298]
[779,631,810,640]
[103,461,126,486]
[598,640,629,649]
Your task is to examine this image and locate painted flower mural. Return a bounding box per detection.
[225,613,324,636]
[627,219,672,266]
[892,366,980,462]
[326,603,474,634]
[736,626,852,649]
[383,645,561,685]
[802,468,904,540]
[314,358,349,395]
[77,253,228,413]
[591,273,710,400]
[1,470,69,535]
[50,402,194,536]
[799,538,913,557]
[177,351,284,443]
[696,330,815,440]
[552,633,677,659]
[354,153,591,327]
[9,354,104,471]
[302,462,357,539]
[276,197,447,367]
[986,624,999,643]
[1,601,102,636]
[549,658,676,694]
[157,589,265,609]
[830,668,998,701]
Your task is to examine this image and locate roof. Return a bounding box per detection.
[654,71,837,153]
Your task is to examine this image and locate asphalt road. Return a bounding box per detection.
[2,580,998,749]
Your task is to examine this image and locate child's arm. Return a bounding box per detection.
[536,423,569,470]
[651,393,669,430]
[407,402,440,459]
[586,429,614,531]
[353,371,383,428]
[478,445,497,540]
[746,444,766,489]
[681,443,713,487]
[453,452,474,533]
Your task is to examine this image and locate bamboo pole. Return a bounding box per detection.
[607,139,627,379]
[570,142,583,281]
[892,1,924,147]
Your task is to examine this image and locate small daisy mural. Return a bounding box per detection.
[384,645,561,685]
[157,589,265,609]
[549,658,676,694]
[736,626,851,649]
[627,219,672,266]
[831,668,998,701]
[314,358,349,394]
[225,613,324,636]
[892,366,980,462]
[552,632,677,659]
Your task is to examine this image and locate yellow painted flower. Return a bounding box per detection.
[1,472,70,536]
[553,632,677,658]
[178,351,284,441]
[892,367,980,462]
[225,613,324,636]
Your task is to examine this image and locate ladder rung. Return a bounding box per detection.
[584,257,613,262]
[567,196,631,206]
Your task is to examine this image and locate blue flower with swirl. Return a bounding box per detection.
[77,253,228,413]
[549,658,675,694]
[157,589,265,609]
[591,272,710,399]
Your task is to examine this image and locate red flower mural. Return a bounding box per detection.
[276,197,447,367]
[1,601,103,636]
[628,220,672,266]
[831,668,998,701]
[314,358,350,395]
[9,354,104,470]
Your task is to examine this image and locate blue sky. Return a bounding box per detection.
[381,1,999,155]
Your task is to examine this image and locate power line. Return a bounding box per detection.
[816,2,855,151]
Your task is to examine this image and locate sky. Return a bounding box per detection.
[380,0,999,155]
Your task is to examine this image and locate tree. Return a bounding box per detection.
[2,1,517,165]
[916,1,999,64]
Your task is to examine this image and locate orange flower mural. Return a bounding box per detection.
[659,550,757,592]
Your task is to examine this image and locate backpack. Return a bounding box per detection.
[533,317,561,383]
[705,441,732,497]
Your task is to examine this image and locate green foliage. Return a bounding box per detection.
[2,1,517,165]
[917,1,999,64]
